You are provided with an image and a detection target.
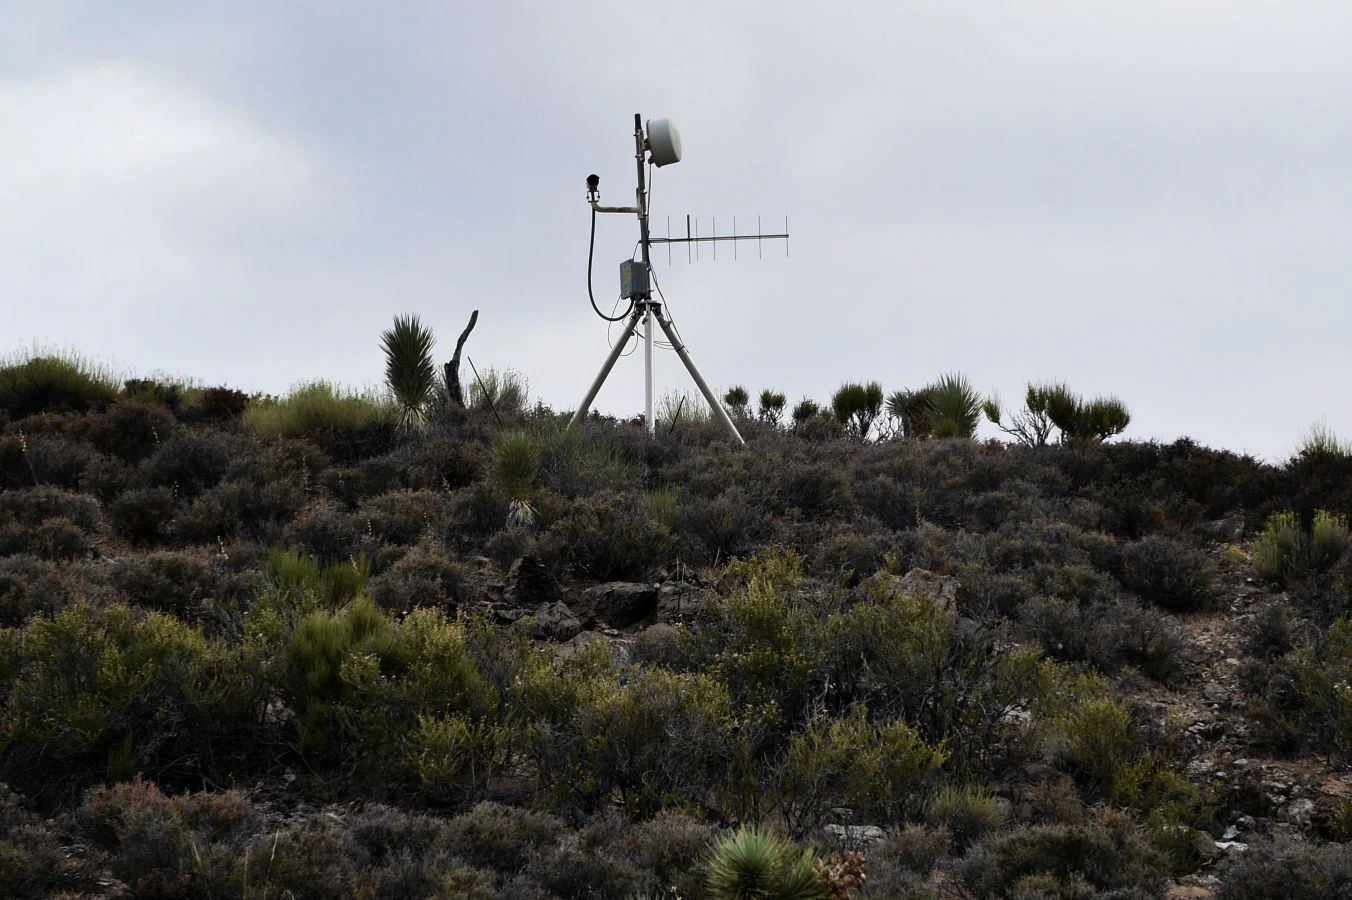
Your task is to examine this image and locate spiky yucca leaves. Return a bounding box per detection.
[494,429,541,528]
[381,313,437,430]
[831,382,884,440]
[886,388,933,439]
[925,372,983,438]
[706,827,828,900]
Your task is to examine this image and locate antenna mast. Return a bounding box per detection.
[569,113,789,442]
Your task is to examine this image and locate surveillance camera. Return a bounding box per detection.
[586,174,600,190]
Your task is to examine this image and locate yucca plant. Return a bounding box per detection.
[381,313,437,430]
[925,372,983,438]
[706,826,828,900]
[885,388,933,439]
[725,386,751,420]
[495,429,541,528]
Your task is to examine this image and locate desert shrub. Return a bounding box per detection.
[0,353,120,419]
[109,485,177,546]
[705,826,826,900]
[243,380,392,438]
[524,661,736,817]
[865,825,951,881]
[831,381,884,440]
[0,516,93,560]
[854,473,924,531]
[186,385,250,422]
[1114,534,1213,612]
[776,705,946,832]
[79,451,139,502]
[1242,602,1295,661]
[110,551,229,619]
[0,554,74,627]
[808,523,892,585]
[522,814,649,898]
[443,802,565,874]
[677,485,772,565]
[447,480,512,544]
[778,461,852,518]
[1218,836,1352,899]
[1253,509,1351,586]
[468,366,529,416]
[171,476,306,546]
[284,499,365,565]
[927,782,1007,848]
[1290,618,1352,761]
[0,603,266,803]
[392,433,487,492]
[356,489,454,547]
[138,428,240,498]
[0,784,104,896]
[79,399,175,464]
[76,781,259,898]
[0,484,103,531]
[954,819,1165,898]
[366,539,466,614]
[540,491,675,581]
[1017,595,1189,683]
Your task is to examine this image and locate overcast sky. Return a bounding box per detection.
[3,2,1349,461]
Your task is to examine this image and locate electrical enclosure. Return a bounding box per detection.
[620,260,649,299]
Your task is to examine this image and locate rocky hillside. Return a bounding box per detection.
[2,362,1352,898]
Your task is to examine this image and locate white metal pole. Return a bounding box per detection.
[644,304,654,435]
[569,306,643,429]
[652,305,744,444]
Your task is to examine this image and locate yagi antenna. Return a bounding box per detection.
[569,113,791,444]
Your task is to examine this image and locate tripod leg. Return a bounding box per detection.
[651,306,745,445]
[568,307,643,430]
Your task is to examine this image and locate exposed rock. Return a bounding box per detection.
[1279,797,1315,827]
[657,582,704,621]
[505,556,561,608]
[898,568,961,611]
[521,601,582,642]
[1203,516,1246,542]
[823,824,886,849]
[555,630,609,660]
[576,582,660,629]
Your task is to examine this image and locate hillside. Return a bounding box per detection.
[2,358,1352,899]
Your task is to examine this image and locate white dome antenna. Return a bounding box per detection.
[646,118,682,167]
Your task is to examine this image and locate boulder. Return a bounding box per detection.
[522,601,582,642]
[506,556,561,608]
[577,582,660,629]
[555,630,609,661]
[822,824,886,849]
[898,568,961,611]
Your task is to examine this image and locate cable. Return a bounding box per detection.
[589,206,632,322]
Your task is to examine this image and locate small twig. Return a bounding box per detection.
[467,356,503,427]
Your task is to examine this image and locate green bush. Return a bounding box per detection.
[0,603,265,803]
[0,353,121,419]
[927,782,1006,848]
[243,380,393,439]
[776,705,946,832]
[831,382,884,440]
[1253,509,1350,585]
[468,366,529,416]
[1291,618,1352,761]
[109,486,177,546]
[705,826,827,900]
